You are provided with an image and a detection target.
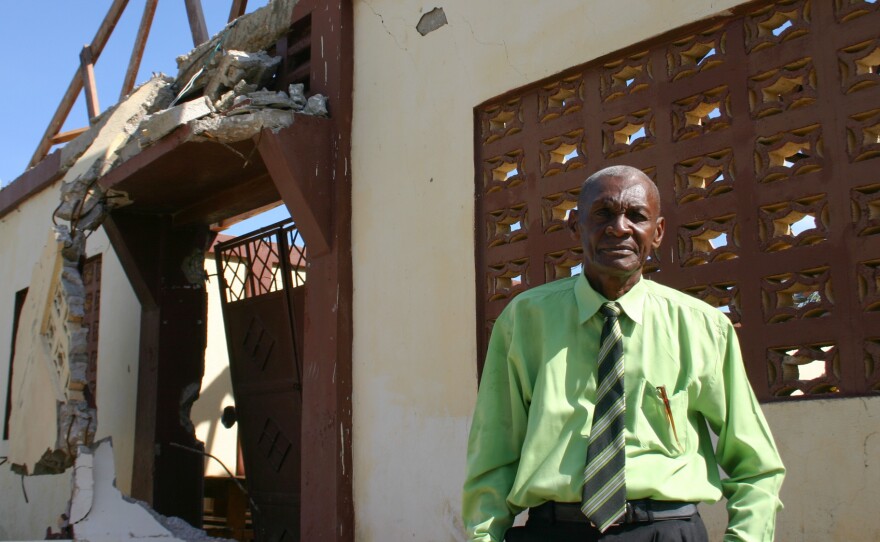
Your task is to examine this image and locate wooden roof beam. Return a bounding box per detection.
[184,0,209,47]
[80,46,101,120]
[27,0,130,169]
[50,127,89,145]
[228,0,248,23]
[120,0,158,100]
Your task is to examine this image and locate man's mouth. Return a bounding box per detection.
[599,246,635,254]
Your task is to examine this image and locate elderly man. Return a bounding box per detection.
[463,166,784,541]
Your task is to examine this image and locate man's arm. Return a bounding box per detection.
[462,313,528,542]
[701,320,786,542]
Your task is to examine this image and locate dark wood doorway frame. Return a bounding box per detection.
[96,1,353,539]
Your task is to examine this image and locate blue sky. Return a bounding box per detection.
[0,0,293,234]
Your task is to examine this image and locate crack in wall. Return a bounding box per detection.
[459,15,524,77]
[361,0,412,57]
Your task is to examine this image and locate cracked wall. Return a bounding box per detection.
[7,228,96,476]
[349,1,880,541]
[0,178,141,540]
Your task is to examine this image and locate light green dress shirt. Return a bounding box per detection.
[463,274,785,542]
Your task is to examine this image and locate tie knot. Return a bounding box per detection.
[600,302,621,318]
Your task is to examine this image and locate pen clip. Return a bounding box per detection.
[656,385,682,450]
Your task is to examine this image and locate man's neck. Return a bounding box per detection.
[585,271,642,300]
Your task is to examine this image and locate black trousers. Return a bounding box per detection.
[504,512,709,542]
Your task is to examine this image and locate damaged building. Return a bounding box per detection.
[1,0,341,539]
[1,0,880,541]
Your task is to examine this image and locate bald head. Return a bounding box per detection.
[579,165,660,214]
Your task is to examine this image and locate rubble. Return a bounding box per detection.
[56,179,108,232]
[203,50,280,102]
[37,2,327,193]
[228,90,296,113]
[288,82,308,108]
[59,76,175,171]
[136,96,216,145]
[174,0,298,98]
[303,94,329,117]
[191,82,327,142]
[191,109,297,141]
[70,440,231,541]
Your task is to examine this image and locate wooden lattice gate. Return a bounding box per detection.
[215,219,307,542]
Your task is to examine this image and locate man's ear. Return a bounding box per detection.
[567,209,580,240]
[652,216,666,248]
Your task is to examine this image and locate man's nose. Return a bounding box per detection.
[605,214,631,236]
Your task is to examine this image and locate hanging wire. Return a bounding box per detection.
[169,19,239,108]
[20,473,29,503]
[168,442,260,514]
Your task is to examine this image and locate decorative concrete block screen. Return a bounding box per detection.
[474,0,880,401]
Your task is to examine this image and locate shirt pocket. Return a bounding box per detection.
[632,379,689,456]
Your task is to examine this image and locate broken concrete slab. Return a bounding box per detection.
[191,109,297,141]
[71,440,226,541]
[174,0,298,98]
[137,96,216,146]
[59,75,175,172]
[226,90,299,115]
[203,50,281,102]
[54,73,177,225]
[68,443,95,525]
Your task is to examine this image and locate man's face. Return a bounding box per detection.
[575,174,665,285]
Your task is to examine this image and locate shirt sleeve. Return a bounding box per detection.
[700,319,786,542]
[462,310,528,542]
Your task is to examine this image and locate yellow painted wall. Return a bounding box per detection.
[349,1,880,541]
[0,185,143,538]
[85,228,142,497]
[0,185,73,540]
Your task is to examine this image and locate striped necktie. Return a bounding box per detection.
[581,301,626,532]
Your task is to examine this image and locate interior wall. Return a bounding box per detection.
[349,1,879,541]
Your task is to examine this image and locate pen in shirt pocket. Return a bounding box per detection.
[656,385,682,449]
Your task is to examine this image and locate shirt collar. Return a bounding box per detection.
[574,272,646,326]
